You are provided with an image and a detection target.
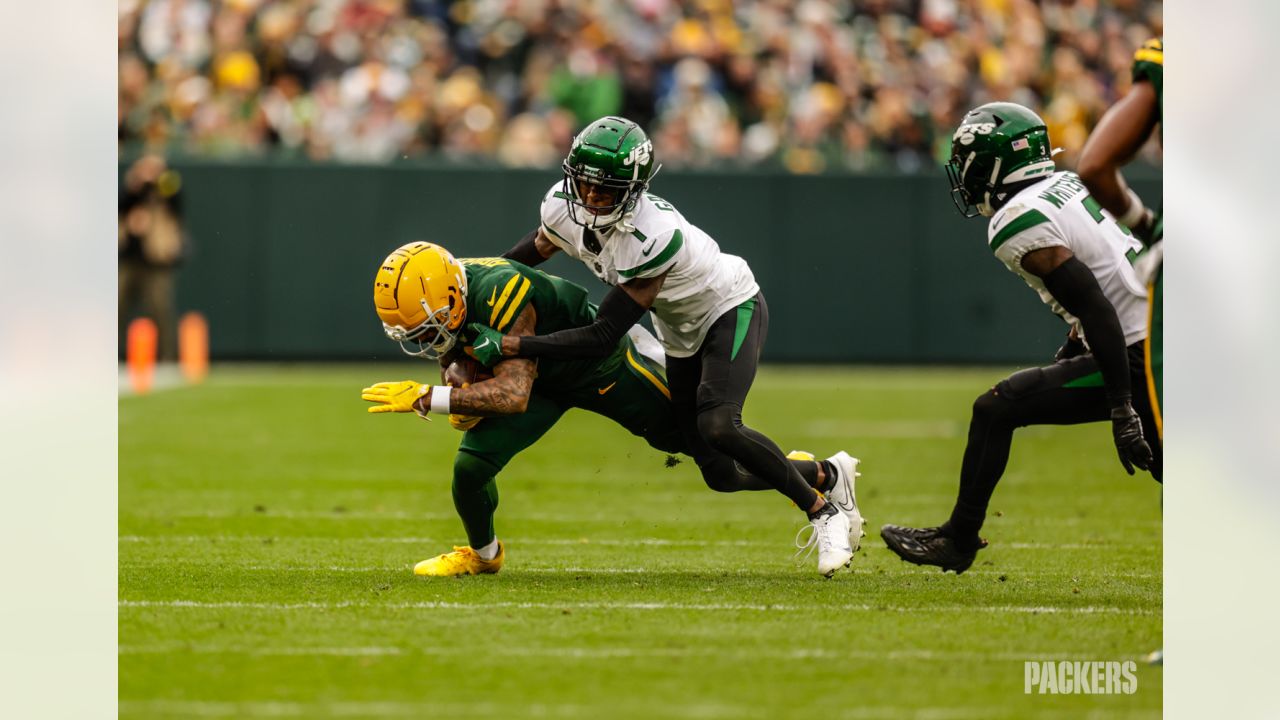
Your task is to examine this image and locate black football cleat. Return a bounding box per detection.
[880,524,987,575]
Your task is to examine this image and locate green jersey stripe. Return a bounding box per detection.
[617,230,683,279]
[990,210,1051,252]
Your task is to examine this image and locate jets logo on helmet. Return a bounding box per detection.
[562,116,661,230]
[952,122,995,146]
[622,140,652,169]
[373,242,468,359]
[945,102,1057,218]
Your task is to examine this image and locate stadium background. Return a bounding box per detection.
[118,0,1163,364]
[116,3,1168,717]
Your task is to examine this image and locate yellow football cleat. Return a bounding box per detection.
[413,543,505,577]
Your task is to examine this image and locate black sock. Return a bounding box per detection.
[792,459,820,488]
[794,459,839,491]
[818,460,838,490]
[940,517,983,552]
[807,502,837,521]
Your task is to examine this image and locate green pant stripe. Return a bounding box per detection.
[1063,371,1104,389]
[730,299,756,362]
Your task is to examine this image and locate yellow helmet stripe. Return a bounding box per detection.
[488,275,522,326]
[496,277,533,331]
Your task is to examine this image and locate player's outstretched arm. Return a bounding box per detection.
[471,272,667,363]
[1078,81,1160,240]
[501,228,561,267]
[361,306,541,418]
[1022,247,1152,474]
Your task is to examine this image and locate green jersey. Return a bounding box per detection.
[459,257,624,391]
[1132,37,1163,241]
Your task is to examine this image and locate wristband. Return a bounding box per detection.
[1117,189,1148,228]
[429,386,452,414]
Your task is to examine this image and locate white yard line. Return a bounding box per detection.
[118,599,1156,615]
[116,561,1160,579]
[117,644,1130,663]
[117,535,1138,550]
[116,699,1151,720]
[119,510,1163,529]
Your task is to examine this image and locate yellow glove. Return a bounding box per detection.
[449,414,482,431]
[361,380,431,415]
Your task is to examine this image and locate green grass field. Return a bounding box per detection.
[120,364,1162,719]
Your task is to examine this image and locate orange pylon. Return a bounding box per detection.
[179,311,209,384]
[126,317,158,394]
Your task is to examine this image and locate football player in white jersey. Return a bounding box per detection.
[468,116,863,577]
[880,102,1160,574]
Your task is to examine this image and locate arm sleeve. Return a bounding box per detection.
[501,228,546,267]
[1040,256,1132,406]
[515,285,647,359]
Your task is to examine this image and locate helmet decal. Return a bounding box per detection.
[562,116,661,229]
[945,102,1055,218]
[372,242,469,359]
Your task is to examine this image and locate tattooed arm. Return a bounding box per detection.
[446,304,539,416]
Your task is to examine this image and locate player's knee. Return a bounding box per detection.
[996,367,1045,400]
[453,451,500,490]
[695,405,741,453]
[971,388,1013,426]
[697,457,743,493]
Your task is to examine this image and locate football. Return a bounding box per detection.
[444,355,494,388]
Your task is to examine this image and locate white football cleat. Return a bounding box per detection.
[824,451,866,551]
[795,507,853,578]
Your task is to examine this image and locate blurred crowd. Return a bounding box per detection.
[119,0,1162,173]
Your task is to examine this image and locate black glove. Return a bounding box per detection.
[1130,208,1158,246]
[1055,334,1086,362]
[1110,402,1152,475]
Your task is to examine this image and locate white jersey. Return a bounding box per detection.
[539,182,759,357]
[987,171,1148,347]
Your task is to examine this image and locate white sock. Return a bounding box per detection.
[475,538,500,561]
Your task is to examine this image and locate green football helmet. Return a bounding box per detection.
[562,116,660,229]
[946,102,1057,218]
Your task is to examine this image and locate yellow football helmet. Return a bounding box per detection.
[373,242,468,358]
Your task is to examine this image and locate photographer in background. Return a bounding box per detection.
[119,154,186,362]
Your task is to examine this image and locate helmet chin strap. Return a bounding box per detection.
[977,155,1004,217]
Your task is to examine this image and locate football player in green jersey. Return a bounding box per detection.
[363,242,684,576]
[361,242,852,576]
[1078,35,1164,667]
[473,116,865,577]
[1079,37,1163,443]
[880,102,1160,574]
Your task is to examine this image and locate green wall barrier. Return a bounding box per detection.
[149,160,1159,364]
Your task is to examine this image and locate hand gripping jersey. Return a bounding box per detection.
[459,257,628,391]
[538,183,759,357]
[987,172,1148,347]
